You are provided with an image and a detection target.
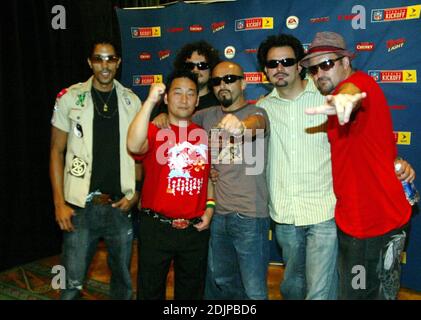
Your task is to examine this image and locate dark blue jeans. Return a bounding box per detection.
[60,203,134,300]
[338,224,408,300]
[204,213,270,300]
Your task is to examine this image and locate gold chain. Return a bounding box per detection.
[92,85,114,112]
[92,87,118,119]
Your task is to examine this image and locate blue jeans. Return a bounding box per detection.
[204,213,270,300]
[61,203,134,300]
[275,218,338,300]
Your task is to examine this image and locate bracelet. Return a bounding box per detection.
[206,200,216,209]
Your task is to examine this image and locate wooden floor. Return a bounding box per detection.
[78,240,421,300]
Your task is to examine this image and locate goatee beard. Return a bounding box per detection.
[221,97,233,108]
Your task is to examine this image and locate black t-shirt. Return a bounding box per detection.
[89,88,122,196]
[196,91,220,111]
[152,91,220,119]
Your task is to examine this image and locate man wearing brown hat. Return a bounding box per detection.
[257,33,414,300]
[303,31,414,300]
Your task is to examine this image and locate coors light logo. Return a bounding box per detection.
[211,22,225,33]
[387,38,405,52]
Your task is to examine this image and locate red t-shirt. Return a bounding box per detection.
[133,123,210,219]
[328,71,411,238]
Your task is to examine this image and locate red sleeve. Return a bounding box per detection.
[333,71,370,95]
[130,123,158,162]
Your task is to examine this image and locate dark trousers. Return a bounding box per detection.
[338,224,408,300]
[137,213,210,300]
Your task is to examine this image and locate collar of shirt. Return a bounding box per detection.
[267,77,319,102]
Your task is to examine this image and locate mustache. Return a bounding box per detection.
[274,72,289,77]
[218,89,231,95]
[317,76,331,82]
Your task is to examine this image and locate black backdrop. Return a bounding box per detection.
[0,0,156,272]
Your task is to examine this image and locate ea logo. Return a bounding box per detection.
[224,46,236,59]
[286,16,299,30]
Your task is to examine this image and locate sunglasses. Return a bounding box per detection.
[210,75,244,87]
[307,56,344,75]
[265,58,297,69]
[90,55,120,64]
[184,62,210,71]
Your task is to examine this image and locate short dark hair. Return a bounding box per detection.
[165,69,199,93]
[88,39,120,58]
[173,41,221,71]
[257,34,306,79]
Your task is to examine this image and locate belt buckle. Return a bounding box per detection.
[172,219,190,230]
[92,194,111,205]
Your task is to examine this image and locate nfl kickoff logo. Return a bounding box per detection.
[368,71,381,82]
[371,10,384,22]
[235,20,245,31]
[133,76,141,86]
[131,28,139,38]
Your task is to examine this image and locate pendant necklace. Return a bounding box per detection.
[92,85,114,112]
[92,86,118,119]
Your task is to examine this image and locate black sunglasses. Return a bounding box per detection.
[184,61,210,71]
[265,58,297,69]
[90,55,120,63]
[210,75,244,87]
[307,56,345,75]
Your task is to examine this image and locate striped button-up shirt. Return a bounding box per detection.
[257,79,336,226]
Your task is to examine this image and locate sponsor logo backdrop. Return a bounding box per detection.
[117,0,421,291]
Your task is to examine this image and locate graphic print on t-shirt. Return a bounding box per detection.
[166,141,208,196]
[217,141,243,164]
[209,129,243,165]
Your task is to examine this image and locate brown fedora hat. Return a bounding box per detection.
[300,31,355,68]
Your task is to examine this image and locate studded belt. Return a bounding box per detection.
[141,208,202,230]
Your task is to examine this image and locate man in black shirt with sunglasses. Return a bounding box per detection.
[153,41,221,126]
[174,41,221,110]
